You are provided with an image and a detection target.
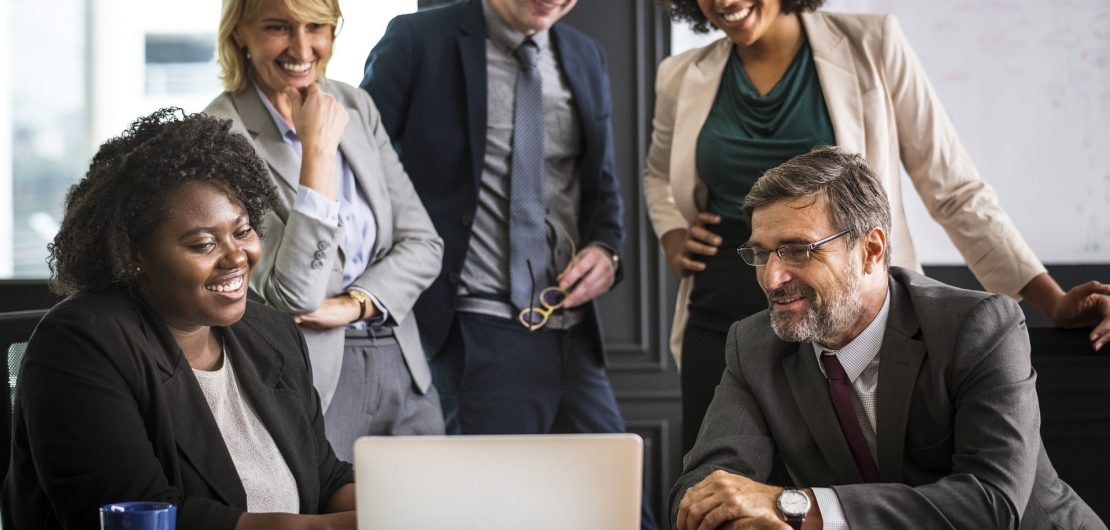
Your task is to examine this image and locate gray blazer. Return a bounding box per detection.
[204,79,443,410]
[671,267,1102,529]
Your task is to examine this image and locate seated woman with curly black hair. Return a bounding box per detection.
[1,108,356,530]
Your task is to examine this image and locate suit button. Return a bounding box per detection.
[460,214,473,226]
[317,241,330,251]
[311,260,324,270]
[447,271,460,283]
[314,249,327,260]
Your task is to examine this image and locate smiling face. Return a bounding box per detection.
[135,180,261,334]
[696,0,785,47]
[748,196,870,348]
[488,0,578,36]
[233,0,335,101]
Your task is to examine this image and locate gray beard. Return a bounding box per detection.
[768,267,863,345]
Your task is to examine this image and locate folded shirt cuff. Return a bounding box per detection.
[294,185,340,226]
[813,487,849,530]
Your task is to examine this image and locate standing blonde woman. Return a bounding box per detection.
[646,0,1110,453]
[205,0,446,461]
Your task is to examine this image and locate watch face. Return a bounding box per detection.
[778,489,810,516]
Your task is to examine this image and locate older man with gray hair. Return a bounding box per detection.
[671,146,1101,530]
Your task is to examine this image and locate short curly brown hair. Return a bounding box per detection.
[662,0,826,34]
[48,108,277,296]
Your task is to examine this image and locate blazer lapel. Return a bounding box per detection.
[874,279,926,483]
[803,12,865,154]
[327,82,388,258]
[222,323,317,512]
[551,25,595,160]
[232,81,302,193]
[458,0,488,196]
[145,317,247,507]
[783,343,863,484]
[674,38,731,210]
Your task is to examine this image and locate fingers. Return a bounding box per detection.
[686,225,722,256]
[1089,292,1110,351]
[290,84,348,145]
[694,212,722,227]
[671,254,705,276]
[292,295,358,329]
[558,248,615,307]
[685,212,723,258]
[1091,320,1109,351]
[679,476,738,530]
[1070,280,1110,299]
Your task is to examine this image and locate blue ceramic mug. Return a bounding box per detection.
[99,502,176,530]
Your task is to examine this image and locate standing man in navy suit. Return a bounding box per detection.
[362,3,656,525]
[363,0,624,446]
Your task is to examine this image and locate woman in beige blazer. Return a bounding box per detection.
[646,0,1110,452]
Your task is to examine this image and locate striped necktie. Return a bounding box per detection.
[508,39,549,311]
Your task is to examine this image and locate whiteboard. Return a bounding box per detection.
[671,0,1110,264]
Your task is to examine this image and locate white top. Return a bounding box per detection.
[193,348,300,513]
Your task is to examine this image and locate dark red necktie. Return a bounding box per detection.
[820,354,880,483]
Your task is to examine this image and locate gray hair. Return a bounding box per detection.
[742,146,892,266]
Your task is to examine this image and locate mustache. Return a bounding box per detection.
[766,282,815,303]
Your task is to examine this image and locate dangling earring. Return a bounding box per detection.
[243,48,251,60]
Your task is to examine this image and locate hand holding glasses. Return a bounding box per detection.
[737,228,852,266]
[518,231,577,331]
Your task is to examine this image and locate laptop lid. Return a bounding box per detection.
[354,433,643,530]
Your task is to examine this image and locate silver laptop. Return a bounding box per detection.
[354,434,643,530]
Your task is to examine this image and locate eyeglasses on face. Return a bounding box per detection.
[736,228,853,267]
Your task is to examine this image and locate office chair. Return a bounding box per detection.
[0,309,49,478]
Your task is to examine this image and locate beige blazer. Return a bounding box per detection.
[643,12,1045,365]
[205,79,444,410]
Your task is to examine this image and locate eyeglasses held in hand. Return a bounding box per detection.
[518,231,577,331]
[736,228,852,266]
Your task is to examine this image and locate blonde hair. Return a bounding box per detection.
[216,0,342,93]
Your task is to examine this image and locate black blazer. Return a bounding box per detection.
[2,290,353,530]
[362,0,623,357]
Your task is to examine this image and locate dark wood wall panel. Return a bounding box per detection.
[561,1,685,523]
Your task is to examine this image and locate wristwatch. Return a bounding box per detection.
[606,250,620,274]
[347,289,368,322]
[777,488,810,530]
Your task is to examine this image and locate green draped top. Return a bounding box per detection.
[696,39,836,219]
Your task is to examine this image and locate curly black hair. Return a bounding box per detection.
[661,0,826,34]
[48,107,277,296]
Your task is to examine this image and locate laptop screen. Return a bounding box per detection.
[353,433,643,530]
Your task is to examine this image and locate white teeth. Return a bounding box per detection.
[206,276,243,293]
[722,6,753,23]
[281,62,311,73]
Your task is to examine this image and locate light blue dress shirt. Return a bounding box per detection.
[253,82,387,325]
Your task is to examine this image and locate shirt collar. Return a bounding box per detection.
[251,77,296,142]
[813,287,891,382]
[481,0,550,54]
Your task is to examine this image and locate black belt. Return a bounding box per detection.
[345,325,395,339]
[455,295,586,330]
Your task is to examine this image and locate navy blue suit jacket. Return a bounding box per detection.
[362,0,623,357]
